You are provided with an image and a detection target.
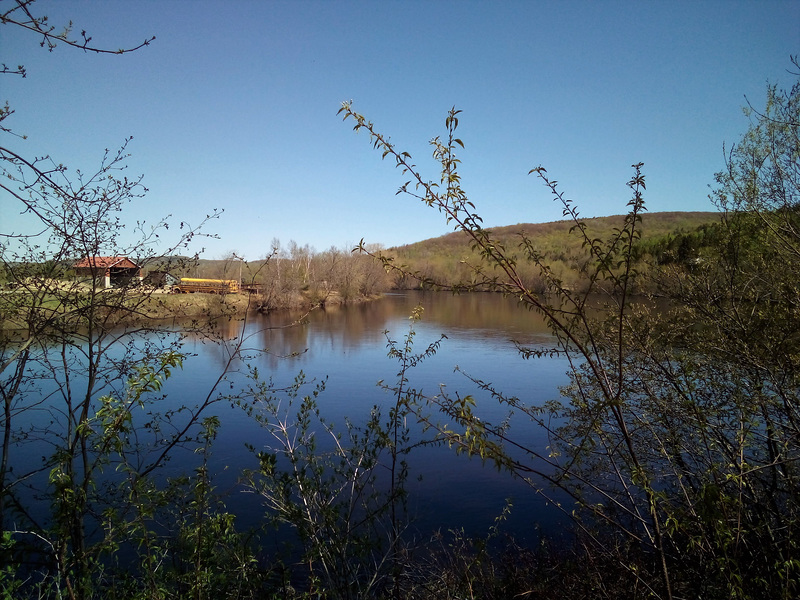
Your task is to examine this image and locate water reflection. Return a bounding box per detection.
[9,291,574,544]
[182,291,573,540]
[250,291,557,353]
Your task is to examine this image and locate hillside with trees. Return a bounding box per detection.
[164,212,720,311]
[385,211,720,292]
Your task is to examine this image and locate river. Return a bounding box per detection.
[168,290,575,543]
[6,290,575,548]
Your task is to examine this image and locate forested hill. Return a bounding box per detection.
[387,211,721,290]
[179,212,721,294]
[392,211,719,253]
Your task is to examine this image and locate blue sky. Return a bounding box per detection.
[2,0,798,260]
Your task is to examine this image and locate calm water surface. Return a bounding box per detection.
[10,291,574,545]
[167,290,574,542]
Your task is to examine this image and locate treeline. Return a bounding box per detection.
[11,213,724,311]
[179,213,729,306]
[639,205,800,267]
[383,211,719,293]
[171,241,393,311]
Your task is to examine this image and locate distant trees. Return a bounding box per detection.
[386,215,721,293]
[339,58,799,599]
[215,241,392,312]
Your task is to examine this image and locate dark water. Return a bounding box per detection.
[167,290,574,543]
[9,291,574,546]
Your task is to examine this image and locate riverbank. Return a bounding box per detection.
[137,289,383,321]
[0,285,383,331]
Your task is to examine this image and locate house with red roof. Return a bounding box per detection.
[73,256,143,288]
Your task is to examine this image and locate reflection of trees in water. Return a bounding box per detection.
[174,318,249,372]
[423,292,549,336]
[210,317,246,341]
[168,293,566,379]
[389,291,555,345]
[169,292,562,376]
[253,314,313,372]
[255,292,557,356]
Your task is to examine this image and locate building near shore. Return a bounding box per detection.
[74,256,143,288]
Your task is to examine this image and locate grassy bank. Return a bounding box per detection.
[0,285,381,333]
[136,288,382,321]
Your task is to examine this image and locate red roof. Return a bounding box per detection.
[74,256,139,269]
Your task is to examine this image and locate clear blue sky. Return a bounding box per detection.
[2,0,798,260]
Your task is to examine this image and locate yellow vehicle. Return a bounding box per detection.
[172,278,240,294]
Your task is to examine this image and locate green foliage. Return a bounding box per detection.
[241,371,396,598]
[340,59,800,599]
[0,531,22,600]
[145,417,261,600]
[236,308,448,599]
[3,358,269,600]
[390,212,719,291]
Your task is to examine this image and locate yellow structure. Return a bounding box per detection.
[172,278,240,294]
